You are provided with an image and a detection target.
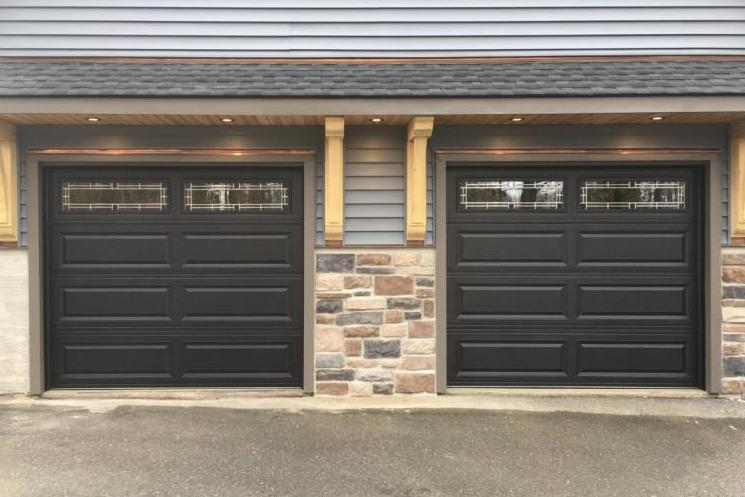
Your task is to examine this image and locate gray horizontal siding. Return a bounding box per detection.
[1,1,743,57]
[344,126,406,246]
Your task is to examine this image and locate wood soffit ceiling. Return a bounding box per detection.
[1,112,744,127]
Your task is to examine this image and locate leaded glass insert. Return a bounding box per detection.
[184,181,289,212]
[580,180,686,210]
[62,181,168,212]
[459,180,564,210]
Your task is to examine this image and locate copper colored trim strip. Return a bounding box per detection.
[2,55,745,65]
[28,148,316,156]
[435,147,721,155]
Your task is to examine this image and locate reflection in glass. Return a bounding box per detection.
[184,181,289,212]
[581,180,685,210]
[459,180,564,210]
[62,181,168,212]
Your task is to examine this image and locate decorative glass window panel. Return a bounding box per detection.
[62,181,168,212]
[580,180,686,210]
[184,181,289,212]
[459,180,564,210]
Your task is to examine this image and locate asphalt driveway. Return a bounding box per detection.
[1,401,744,497]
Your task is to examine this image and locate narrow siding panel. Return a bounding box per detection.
[344,126,406,246]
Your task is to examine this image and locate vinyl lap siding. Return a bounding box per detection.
[1,1,744,57]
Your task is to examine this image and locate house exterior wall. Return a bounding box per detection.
[1,1,743,57]
[0,249,29,393]
[721,247,745,394]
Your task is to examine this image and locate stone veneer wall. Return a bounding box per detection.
[0,249,30,393]
[722,247,745,396]
[314,249,435,396]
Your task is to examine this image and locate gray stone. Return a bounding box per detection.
[364,339,401,359]
[415,278,434,288]
[387,297,421,310]
[356,369,394,382]
[316,369,355,381]
[723,286,745,299]
[724,356,745,377]
[316,254,355,273]
[315,353,345,369]
[725,334,745,342]
[316,299,343,314]
[373,383,394,395]
[336,311,384,326]
[404,311,422,320]
[354,291,371,297]
[356,266,395,274]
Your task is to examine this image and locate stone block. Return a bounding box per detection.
[356,266,395,274]
[721,378,744,394]
[415,277,434,288]
[343,325,379,338]
[316,314,336,324]
[379,359,401,369]
[357,254,391,266]
[723,286,745,299]
[423,300,435,318]
[315,353,345,369]
[316,326,344,352]
[395,372,435,393]
[723,266,745,283]
[724,356,745,377]
[315,292,350,299]
[408,321,435,338]
[375,275,414,295]
[316,299,343,314]
[420,252,435,267]
[346,297,387,310]
[724,333,745,342]
[723,251,745,266]
[349,381,374,397]
[403,339,436,355]
[723,307,745,323]
[373,383,394,395]
[345,339,362,356]
[346,358,379,368]
[404,311,422,320]
[724,342,745,356]
[364,339,401,358]
[397,266,435,276]
[354,291,371,297]
[344,274,372,289]
[416,288,434,298]
[316,274,344,291]
[317,254,355,273]
[336,311,384,326]
[356,368,394,382]
[316,382,349,396]
[381,323,408,337]
[386,297,421,310]
[402,355,435,370]
[316,369,355,381]
[385,310,404,323]
[393,253,419,266]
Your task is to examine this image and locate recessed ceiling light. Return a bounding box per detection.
[220,117,234,123]
[370,117,383,124]
[511,117,524,122]
[651,116,664,121]
[86,117,100,123]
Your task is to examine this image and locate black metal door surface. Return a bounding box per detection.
[45,166,304,388]
[447,165,702,387]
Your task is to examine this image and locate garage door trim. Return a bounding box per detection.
[434,153,722,394]
[26,153,317,395]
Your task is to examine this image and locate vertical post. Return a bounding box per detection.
[324,117,345,246]
[0,121,18,244]
[406,116,434,246]
[730,123,745,238]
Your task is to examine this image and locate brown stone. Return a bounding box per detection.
[381,323,408,337]
[724,323,745,333]
[346,358,379,368]
[345,339,362,356]
[395,372,435,393]
[316,326,344,352]
[343,325,379,337]
[723,252,745,266]
[721,378,744,394]
[316,273,344,291]
[316,382,349,396]
[385,310,403,323]
[402,355,435,370]
[723,266,745,283]
[423,300,434,318]
[408,321,435,338]
[375,275,414,296]
[316,314,336,324]
[724,342,745,356]
[315,292,350,299]
[416,288,434,298]
[392,253,418,266]
[357,253,392,266]
[344,274,372,289]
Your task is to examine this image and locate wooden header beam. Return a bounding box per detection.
[731,122,745,239]
[0,121,18,244]
[406,116,435,245]
[324,117,345,246]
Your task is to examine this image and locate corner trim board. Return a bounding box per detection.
[406,116,434,245]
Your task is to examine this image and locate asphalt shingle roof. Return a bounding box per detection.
[0,60,744,97]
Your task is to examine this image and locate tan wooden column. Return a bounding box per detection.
[0,121,18,244]
[731,122,745,239]
[406,116,434,245]
[324,116,345,246]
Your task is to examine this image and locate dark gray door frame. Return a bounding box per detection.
[26,153,317,395]
[434,152,722,394]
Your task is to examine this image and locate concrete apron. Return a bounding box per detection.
[1,388,744,419]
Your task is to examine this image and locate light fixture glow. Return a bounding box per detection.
[511,117,524,122]
[86,117,100,123]
[651,116,664,121]
[220,117,234,123]
[370,117,383,124]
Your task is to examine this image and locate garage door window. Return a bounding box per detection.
[458,179,564,211]
[580,179,686,210]
[184,181,289,213]
[61,181,168,213]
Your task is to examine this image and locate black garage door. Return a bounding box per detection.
[447,165,702,387]
[45,166,303,388]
